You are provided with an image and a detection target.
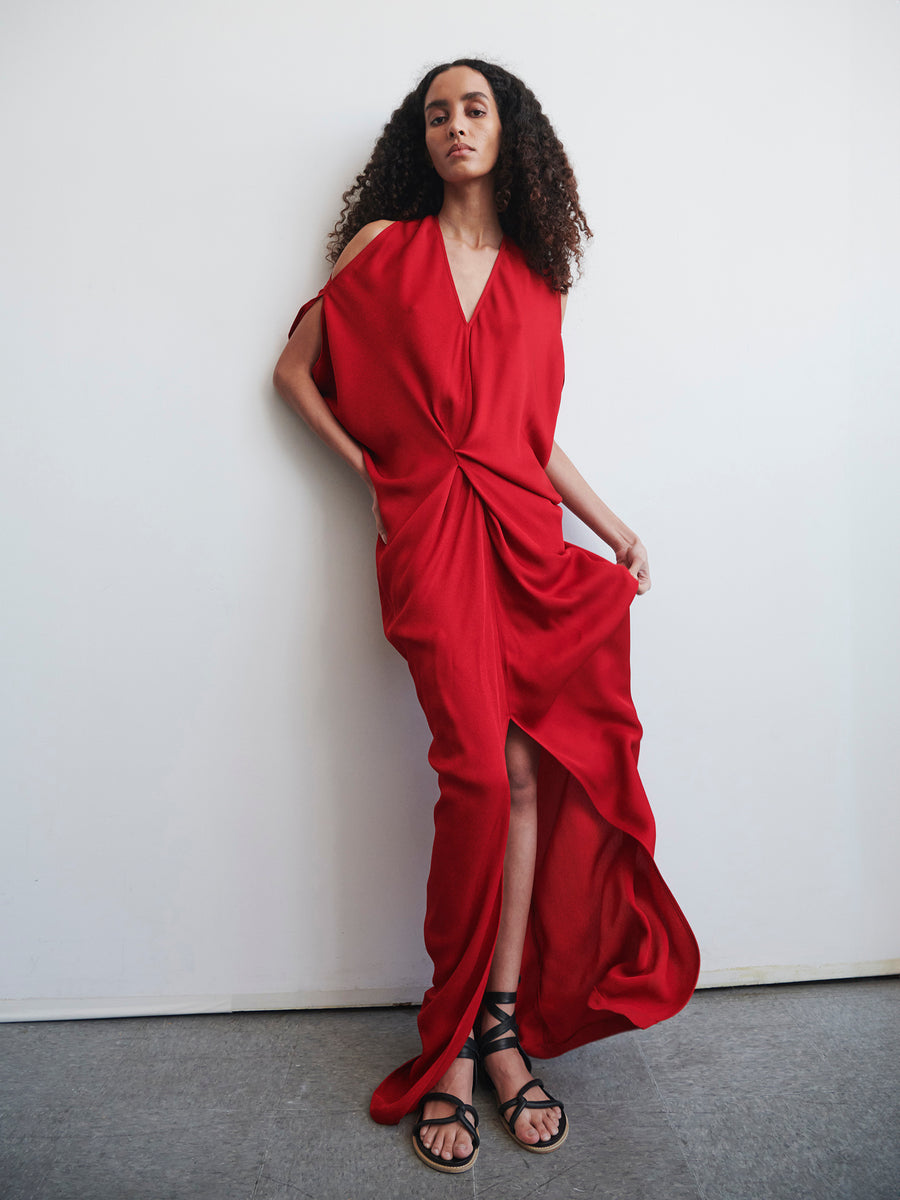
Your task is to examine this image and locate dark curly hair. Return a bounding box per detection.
[326,58,592,293]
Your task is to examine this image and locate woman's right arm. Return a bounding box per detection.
[272,221,393,541]
[272,298,368,477]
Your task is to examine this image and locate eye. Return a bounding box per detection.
[469,108,487,118]
[429,114,447,127]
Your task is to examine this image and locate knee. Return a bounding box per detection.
[506,758,538,810]
[505,723,540,810]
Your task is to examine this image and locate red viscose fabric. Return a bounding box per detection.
[289,215,700,1125]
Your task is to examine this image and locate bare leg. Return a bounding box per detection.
[478,721,562,1145]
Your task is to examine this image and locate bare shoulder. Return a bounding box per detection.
[331,220,396,280]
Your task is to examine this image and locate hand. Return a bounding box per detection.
[372,493,387,544]
[364,477,387,544]
[617,538,651,595]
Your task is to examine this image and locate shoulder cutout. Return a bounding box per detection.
[331,220,395,280]
[560,292,568,325]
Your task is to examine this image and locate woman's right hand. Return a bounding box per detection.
[366,477,388,544]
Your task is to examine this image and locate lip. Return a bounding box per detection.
[447,144,474,157]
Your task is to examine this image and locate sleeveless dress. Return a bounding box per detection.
[289,214,701,1125]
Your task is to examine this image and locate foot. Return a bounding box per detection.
[417,1054,476,1164]
[478,1000,562,1146]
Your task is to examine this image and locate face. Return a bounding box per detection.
[423,66,502,184]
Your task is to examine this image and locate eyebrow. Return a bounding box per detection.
[424,91,491,113]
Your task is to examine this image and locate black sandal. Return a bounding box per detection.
[476,990,569,1153]
[411,1035,480,1173]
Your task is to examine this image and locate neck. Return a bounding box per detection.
[437,178,503,248]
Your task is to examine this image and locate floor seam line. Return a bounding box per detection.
[636,1035,707,1200]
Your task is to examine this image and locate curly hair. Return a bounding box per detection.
[326,58,592,293]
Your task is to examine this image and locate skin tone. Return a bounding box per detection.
[273,65,650,1164]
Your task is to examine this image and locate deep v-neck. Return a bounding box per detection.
[434,214,504,326]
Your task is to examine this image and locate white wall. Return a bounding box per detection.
[1,0,897,1021]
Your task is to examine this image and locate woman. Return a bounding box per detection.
[273,58,700,1174]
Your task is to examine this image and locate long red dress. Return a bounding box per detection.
[289,214,700,1125]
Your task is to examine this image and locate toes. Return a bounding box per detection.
[423,1125,472,1162]
[532,1112,559,1142]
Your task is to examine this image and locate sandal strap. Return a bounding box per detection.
[414,1092,480,1147]
[457,1034,479,1063]
[483,990,518,1005]
[498,1078,564,1134]
[476,994,532,1072]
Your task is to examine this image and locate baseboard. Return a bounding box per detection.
[2,961,897,1023]
[696,958,900,989]
[0,985,426,1023]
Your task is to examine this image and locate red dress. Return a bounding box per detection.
[289,214,700,1125]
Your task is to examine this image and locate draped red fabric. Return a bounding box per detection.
[288,215,701,1125]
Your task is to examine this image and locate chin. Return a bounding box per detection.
[438,163,491,184]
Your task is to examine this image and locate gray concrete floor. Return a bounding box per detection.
[1,977,897,1200]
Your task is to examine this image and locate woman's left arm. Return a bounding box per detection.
[551,293,650,594]
[545,442,651,595]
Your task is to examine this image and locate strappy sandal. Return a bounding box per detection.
[411,1035,480,1173]
[476,990,569,1153]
